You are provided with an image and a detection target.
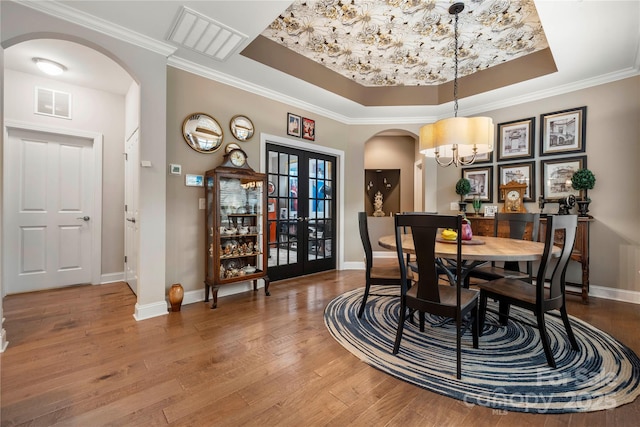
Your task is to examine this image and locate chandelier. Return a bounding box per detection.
[419,2,494,167]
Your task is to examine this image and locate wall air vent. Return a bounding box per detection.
[167,7,247,62]
[35,87,71,119]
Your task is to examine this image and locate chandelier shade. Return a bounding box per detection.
[419,116,494,159]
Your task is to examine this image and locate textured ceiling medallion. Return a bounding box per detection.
[262,0,548,87]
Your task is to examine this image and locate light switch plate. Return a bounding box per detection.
[450,202,458,211]
[199,198,206,210]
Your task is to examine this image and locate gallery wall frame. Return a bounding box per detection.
[540,106,587,156]
[498,161,535,202]
[540,156,586,200]
[462,151,493,164]
[497,117,535,161]
[462,166,493,202]
[302,117,315,141]
[287,113,301,137]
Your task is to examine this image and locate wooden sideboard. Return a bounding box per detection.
[467,215,593,303]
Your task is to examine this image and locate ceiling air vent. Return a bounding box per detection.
[167,7,247,62]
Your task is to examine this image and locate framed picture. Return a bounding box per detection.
[540,106,587,156]
[541,156,586,200]
[462,151,493,164]
[463,166,493,202]
[185,174,203,187]
[169,163,182,175]
[287,113,301,137]
[498,161,535,202]
[279,207,288,219]
[484,205,498,217]
[497,117,535,161]
[302,117,315,141]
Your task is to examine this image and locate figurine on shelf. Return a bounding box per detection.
[373,191,385,217]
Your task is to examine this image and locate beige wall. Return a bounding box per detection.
[165,67,350,292]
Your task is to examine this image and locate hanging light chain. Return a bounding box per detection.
[453,5,459,118]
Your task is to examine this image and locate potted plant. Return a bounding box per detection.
[571,168,596,217]
[455,178,471,213]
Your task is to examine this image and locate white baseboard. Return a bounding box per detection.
[133,301,168,321]
[590,285,640,304]
[342,261,365,270]
[0,317,7,353]
[101,271,124,284]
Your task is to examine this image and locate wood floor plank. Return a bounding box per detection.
[1,268,639,426]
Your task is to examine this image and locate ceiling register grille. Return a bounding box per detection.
[167,7,247,61]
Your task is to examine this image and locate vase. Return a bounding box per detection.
[576,200,591,217]
[461,222,473,241]
[458,202,467,213]
[169,283,184,312]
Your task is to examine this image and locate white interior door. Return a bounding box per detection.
[124,129,139,294]
[4,127,95,293]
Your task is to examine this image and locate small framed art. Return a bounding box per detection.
[498,161,535,202]
[540,106,587,156]
[541,156,586,200]
[185,174,204,187]
[463,166,493,202]
[287,113,301,137]
[302,117,315,141]
[497,117,535,161]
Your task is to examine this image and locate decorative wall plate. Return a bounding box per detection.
[182,113,223,153]
[230,114,255,141]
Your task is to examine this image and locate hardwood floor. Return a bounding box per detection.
[1,269,639,426]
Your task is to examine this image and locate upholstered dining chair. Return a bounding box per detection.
[466,212,540,286]
[477,214,578,368]
[392,213,479,379]
[357,212,405,318]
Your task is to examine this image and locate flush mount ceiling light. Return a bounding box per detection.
[419,2,494,167]
[32,57,67,76]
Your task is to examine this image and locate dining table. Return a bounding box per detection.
[378,234,560,285]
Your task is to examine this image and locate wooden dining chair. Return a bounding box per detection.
[466,212,540,286]
[477,214,578,368]
[357,212,405,318]
[392,213,479,379]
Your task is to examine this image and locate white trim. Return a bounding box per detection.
[374,250,396,259]
[260,133,346,272]
[0,317,8,353]
[18,0,176,57]
[101,271,125,284]
[133,301,168,321]
[3,119,103,287]
[343,261,365,270]
[590,285,640,305]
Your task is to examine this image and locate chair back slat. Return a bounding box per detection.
[536,215,578,304]
[358,212,373,273]
[394,214,462,303]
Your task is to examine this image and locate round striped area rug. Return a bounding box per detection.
[324,286,640,414]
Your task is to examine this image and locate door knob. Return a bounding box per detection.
[77,216,90,221]
[126,217,136,223]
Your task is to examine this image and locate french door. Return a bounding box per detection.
[266,144,336,282]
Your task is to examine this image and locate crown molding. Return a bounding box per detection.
[15,0,176,57]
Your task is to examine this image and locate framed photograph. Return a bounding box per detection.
[484,205,498,217]
[185,174,203,187]
[279,207,288,219]
[287,113,301,137]
[463,166,493,202]
[462,151,493,164]
[540,106,587,156]
[302,117,315,141]
[498,161,535,202]
[541,156,586,200]
[497,117,535,161]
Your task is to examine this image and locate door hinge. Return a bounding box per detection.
[125,204,128,212]
[124,255,127,263]
[124,152,128,161]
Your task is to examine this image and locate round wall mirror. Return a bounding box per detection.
[229,115,255,141]
[182,113,223,153]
